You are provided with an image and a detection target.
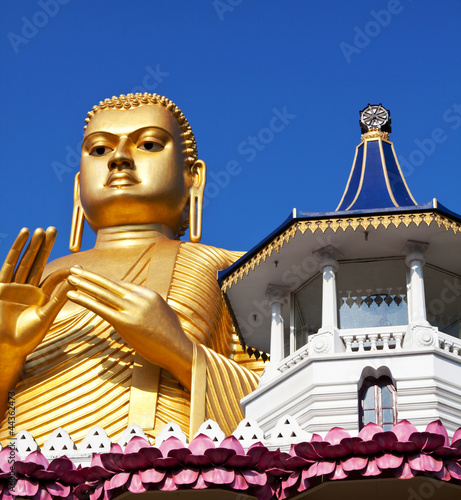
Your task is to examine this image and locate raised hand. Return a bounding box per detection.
[0,227,71,357]
[67,267,193,389]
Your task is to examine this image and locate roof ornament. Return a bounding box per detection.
[335,103,417,211]
[360,103,392,133]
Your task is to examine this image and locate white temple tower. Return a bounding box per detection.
[220,104,461,438]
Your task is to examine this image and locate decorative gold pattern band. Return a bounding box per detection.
[221,212,461,293]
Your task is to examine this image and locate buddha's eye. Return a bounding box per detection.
[90,146,112,157]
[138,141,164,152]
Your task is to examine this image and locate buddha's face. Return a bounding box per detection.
[79,105,191,233]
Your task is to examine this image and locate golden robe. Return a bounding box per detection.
[0,242,262,446]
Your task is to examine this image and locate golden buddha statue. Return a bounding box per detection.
[0,93,262,446]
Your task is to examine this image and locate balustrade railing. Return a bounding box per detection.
[340,327,405,352]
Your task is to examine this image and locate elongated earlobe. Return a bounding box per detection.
[189,160,206,243]
[69,173,85,253]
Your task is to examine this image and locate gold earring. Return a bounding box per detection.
[189,187,203,243]
[189,160,206,243]
[69,173,84,253]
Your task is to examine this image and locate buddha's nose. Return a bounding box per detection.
[108,137,134,170]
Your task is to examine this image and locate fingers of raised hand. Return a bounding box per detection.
[13,228,45,284]
[0,228,30,282]
[0,227,57,285]
[28,227,57,286]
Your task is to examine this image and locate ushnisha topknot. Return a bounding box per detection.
[84,92,198,166]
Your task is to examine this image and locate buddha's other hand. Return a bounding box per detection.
[66,267,194,390]
[0,228,71,359]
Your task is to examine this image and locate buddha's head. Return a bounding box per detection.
[70,93,206,251]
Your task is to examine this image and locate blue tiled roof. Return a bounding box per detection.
[336,133,417,211]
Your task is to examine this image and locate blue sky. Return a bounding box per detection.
[1,0,461,262]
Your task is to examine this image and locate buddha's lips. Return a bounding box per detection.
[105,171,141,187]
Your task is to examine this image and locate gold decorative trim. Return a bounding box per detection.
[361,128,389,141]
[220,212,461,293]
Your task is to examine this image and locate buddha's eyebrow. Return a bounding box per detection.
[83,126,174,146]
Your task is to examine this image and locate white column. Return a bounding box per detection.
[404,241,430,326]
[266,285,289,363]
[313,246,341,332]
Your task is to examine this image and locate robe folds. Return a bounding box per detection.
[0,241,263,446]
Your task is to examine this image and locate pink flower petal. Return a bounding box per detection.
[324,427,351,445]
[90,453,105,468]
[158,437,187,457]
[230,472,248,490]
[202,466,235,484]
[15,461,45,476]
[408,453,443,472]
[127,472,147,494]
[425,420,449,446]
[310,434,323,442]
[242,469,266,486]
[447,458,461,480]
[220,436,246,455]
[45,481,71,497]
[247,444,270,465]
[124,436,150,454]
[32,469,59,481]
[60,468,89,484]
[391,441,419,453]
[15,478,39,496]
[375,453,403,469]
[410,432,445,452]
[283,470,300,489]
[362,457,381,476]
[121,453,150,470]
[391,420,418,441]
[160,473,178,491]
[373,431,398,451]
[152,457,180,468]
[329,462,348,480]
[192,473,207,490]
[90,482,105,500]
[316,460,336,476]
[341,437,363,454]
[394,461,415,479]
[282,456,313,469]
[342,455,368,472]
[139,447,163,464]
[0,448,17,473]
[100,453,124,472]
[86,465,113,481]
[355,440,381,455]
[452,428,461,446]
[293,442,320,460]
[205,447,236,465]
[48,457,75,474]
[225,454,254,468]
[25,450,49,468]
[168,447,192,463]
[110,443,123,453]
[138,468,165,484]
[107,471,131,490]
[323,443,348,459]
[172,467,199,485]
[184,454,212,467]
[188,434,215,455]
[358,422,383,441]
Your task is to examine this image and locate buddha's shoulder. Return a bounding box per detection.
[178,242,245,269]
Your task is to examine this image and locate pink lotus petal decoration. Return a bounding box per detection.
[4,420,461,499]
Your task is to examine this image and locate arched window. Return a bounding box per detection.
[359,376,397,431]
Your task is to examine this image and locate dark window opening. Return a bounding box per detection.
[359,376,397,431]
